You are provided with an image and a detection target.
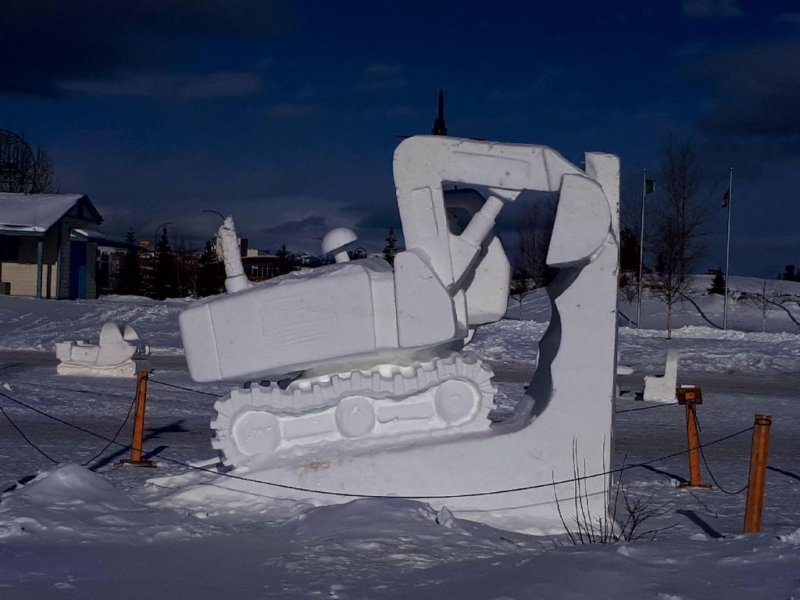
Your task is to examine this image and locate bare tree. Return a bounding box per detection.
[0,129,58,193]
[648,227,692,337]
[618,272,639,307]
[31,146,57,193]
[738,279,779,332]
[647,133,713,338]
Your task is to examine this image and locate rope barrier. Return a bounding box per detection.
[615,402,677,414]
[9,382,130,400]
[148,377,225,398]
[0,388,755,501]
[80,394,137,468]
[0,403,58,464]
[694,412,749,495]
[0,390,138,468]
[617,309,637,327]
[0,375,219,467]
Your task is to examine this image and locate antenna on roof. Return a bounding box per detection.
[431,89,447,136]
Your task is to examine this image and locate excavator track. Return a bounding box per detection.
[211,352,496,469]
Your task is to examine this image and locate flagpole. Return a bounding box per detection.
[723,167,733,330]
[637,169,646,328]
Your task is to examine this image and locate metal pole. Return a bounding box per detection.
[723,167,733,330]
[636,169,646,328]
[743,414,771,533]
[35,238,44,299]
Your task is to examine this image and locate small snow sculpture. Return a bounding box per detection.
[643,349,679,403]
[180,136,620,534]
[55,322,148,378]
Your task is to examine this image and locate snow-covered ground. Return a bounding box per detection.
[0,279,799,599]
[0,295,187,354]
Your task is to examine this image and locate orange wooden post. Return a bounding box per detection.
[677,386,710,489]
[684,401,703,486]
[124,369,154,467]
[743,414,772,533]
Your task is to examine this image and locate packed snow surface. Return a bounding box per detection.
[0,278,799,598]
[0,295,186,354]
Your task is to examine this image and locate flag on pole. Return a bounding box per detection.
[645,179,655,195]
[721,188,730,208]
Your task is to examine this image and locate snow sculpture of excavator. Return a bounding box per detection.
[179,136,619,533]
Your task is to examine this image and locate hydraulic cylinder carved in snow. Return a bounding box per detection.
[179,135,613,469]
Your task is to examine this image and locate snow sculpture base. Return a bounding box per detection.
[55,322,148,378]
[643,349,679,403]
[56,360,138,378]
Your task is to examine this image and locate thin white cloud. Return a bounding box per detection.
[682,0,742,18]
[60,72,263,99]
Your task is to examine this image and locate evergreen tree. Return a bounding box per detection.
[115,229,142,295]
[383,227,398,266]
[708,269,726,295]
[173,241,198,297]
[619,227,640,274]
[618,227,641,303]
[196,241,225,296]
[275,244,298,275]
[96,251,111,295]
[780,264,800,282]
[152,227,178,299]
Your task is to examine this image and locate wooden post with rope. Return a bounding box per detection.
[677,385,710,489]
[743,414,772,533]
[123,357,155,467]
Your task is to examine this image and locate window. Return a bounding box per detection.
[0,236,20,261]
[248,262,279,281]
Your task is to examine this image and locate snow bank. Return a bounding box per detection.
[0,464,200,542]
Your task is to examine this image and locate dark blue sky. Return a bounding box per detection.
[2,0,799,276]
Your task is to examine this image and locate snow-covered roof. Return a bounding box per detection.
[70,228,107,242]
[0,193,100,234]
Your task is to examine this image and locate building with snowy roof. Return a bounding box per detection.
[0,193,104,299]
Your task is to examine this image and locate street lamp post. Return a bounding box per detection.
[201,210,227,260]
[202,209,225,222]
